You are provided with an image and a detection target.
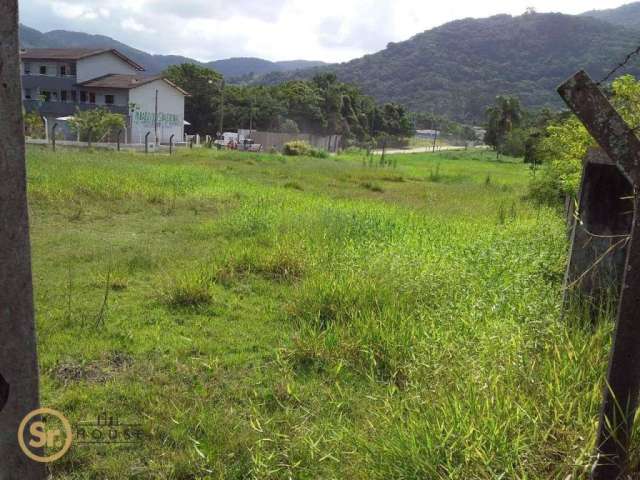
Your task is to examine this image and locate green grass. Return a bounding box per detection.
[26,146,613,478]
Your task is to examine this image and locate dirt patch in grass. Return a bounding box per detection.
[51,351,133,386]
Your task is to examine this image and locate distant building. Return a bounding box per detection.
[20,48,188,143]
[415,129,440,139]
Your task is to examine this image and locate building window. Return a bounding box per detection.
[80,91,87,103]
[51,91,58,102]
[71,90,77,102]
[105,94,114,105]
[39,65,47,75]
[24,63,31,75]
[60,65,66,76]
[41,90,51,102]
[89,92,96,104]
[24,88,32,100]
[61,90,67,102]
[70,64,76,76]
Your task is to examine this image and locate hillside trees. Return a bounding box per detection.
[165,64,414,145]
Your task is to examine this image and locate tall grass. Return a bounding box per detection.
[26,146,618,479]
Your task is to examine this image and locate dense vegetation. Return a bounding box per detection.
[582,2,640,29]
[27,145,622,478]
[528,74,640,204]
[166,65,414,144]
[482,95,555,159]
[259,12,640,122]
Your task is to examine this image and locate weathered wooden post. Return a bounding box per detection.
[558,70,640,479]
[169,134,175,155]
[0,1,45,478]
[51,123,57,152]
[145,131,151,154]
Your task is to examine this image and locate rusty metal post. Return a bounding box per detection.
[145,131,151,154]
[0,1,45,477]
[51,123,57,152]
[559,70,640,479]
[169,134,175,155]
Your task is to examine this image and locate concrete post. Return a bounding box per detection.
[559,70,640,479]
[0,1,45,478]
[51,123,57,152]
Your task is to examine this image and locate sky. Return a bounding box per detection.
[19,0,633,63]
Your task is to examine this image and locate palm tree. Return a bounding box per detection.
[485,96,523,157]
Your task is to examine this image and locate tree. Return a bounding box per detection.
[279,118,300,133]
[68,108,125,144]
[529,75,640,204]
[165,63,413,144]
[165,63,223,134]
[0,1,45,477]
[484,96,523,156]
[23,110,44,139]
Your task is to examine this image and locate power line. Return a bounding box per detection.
[598,45,640,86]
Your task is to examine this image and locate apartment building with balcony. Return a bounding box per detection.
[20,48,188,143]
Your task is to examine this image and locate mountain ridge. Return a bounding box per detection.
[255,12,640,121]
[18,24,326,79]
[19,4,640,122]
[581,1,640,29]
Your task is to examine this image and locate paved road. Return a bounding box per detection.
[373,145,486,155]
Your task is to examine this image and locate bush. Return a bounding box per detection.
[309,148,329,158]
[283,141,312,156]
[283,141,329,158]
[499,129,527,157]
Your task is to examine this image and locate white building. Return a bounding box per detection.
[21,48,189,144]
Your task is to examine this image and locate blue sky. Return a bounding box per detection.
[19,0,632,62]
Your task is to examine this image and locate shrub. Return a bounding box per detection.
[309,148,329,158]
[528,75,640,205]
[283,141,312,156]
[283,141,329,158]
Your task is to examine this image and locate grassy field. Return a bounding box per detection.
[26,146,613,479]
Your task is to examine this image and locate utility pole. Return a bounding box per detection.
[154,89,159,145]
[0,1,45,478]
[432,127,438,153]
[219,79,225,135]
[249,96,254,136]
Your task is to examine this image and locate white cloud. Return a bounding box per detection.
[121,17,155,33]
[19,0,632,63]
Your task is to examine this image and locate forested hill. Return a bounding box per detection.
[258,13,640,122]
[582,2,640,29]
[18,25,326,78]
